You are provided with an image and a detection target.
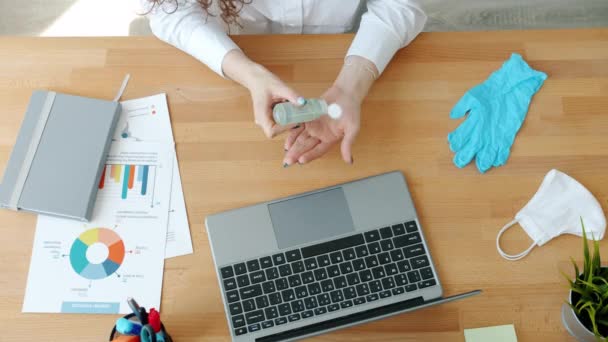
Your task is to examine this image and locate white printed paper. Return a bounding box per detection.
[23,142,173,314]
[117,94,193,258]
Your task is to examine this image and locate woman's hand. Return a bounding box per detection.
[222,49,303,138]
[283,56,378,166]
[283,86,360,165]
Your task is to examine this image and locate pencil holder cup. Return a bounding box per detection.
[109,312,173,342]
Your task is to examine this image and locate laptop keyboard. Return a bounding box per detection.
[219,221,437,337]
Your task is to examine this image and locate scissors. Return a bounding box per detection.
[140,325,157,342]
[127,298,148,325]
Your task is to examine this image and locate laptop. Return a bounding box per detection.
[206,171,481,341]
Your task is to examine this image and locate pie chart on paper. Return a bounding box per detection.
[69,228,125,280]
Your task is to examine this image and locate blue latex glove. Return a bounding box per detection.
[448,53,547,173]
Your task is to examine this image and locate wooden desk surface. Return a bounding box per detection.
[1,29,608,341]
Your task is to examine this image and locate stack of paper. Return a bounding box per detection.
[115,94,193,259]
[22,94,193,314]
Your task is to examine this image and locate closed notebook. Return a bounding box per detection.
[0,90,121,221]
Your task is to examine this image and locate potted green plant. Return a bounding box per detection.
[562,220,608,341]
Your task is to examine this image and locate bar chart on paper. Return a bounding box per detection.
[98,164,156,205]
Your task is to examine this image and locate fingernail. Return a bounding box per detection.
[292,125,301,130]
[283,163,290,168]
[296,97,306,105]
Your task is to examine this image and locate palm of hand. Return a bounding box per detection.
[283,86,360,165]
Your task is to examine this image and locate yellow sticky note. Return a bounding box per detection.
[464,324,517,342]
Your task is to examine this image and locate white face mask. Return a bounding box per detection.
[496,169,606,261]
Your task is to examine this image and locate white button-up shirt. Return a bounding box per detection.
[143,0,427,77]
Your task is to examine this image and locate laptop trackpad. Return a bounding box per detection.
[268,188,355,249]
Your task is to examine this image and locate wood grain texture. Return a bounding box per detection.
[1,0,608,36]
[1,29,608,341]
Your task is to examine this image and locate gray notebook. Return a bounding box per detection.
[0,91,121,221]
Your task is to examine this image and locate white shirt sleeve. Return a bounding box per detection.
[347,0,427,75]
[143,0,240,77]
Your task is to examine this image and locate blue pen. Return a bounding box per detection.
[116,317,142,335]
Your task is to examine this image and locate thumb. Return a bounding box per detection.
[253,99,275,138]
[273,83,303,105]
[340,128,358,164]
[450,92,476,119]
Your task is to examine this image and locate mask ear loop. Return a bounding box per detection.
[496,219,537,261]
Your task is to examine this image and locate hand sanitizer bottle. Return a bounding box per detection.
[273,98,342,126]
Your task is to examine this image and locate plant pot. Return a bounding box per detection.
[562,290,602,341]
